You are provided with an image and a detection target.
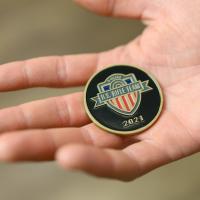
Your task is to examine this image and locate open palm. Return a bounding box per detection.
[0,0,199,181]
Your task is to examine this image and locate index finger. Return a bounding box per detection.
[0,54,98,91]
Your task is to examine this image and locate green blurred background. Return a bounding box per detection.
[0,0,200,199]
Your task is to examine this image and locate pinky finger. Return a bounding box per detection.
[56,144,139,181]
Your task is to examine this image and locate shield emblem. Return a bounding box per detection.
[97,73,141,116]
[108,91,140,116]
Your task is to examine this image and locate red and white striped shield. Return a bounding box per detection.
[107,91,140,116]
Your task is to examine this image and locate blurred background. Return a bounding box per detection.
[0,0,200,199]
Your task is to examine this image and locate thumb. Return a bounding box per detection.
[74,0,158,19]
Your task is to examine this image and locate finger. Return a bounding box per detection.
[56,111,200,181]
[0,124,124,161]
[0,92,89,133]
[75,0,158,19]
[0,54,98,91]
[55,137,194,182]
[56,144,138,181]
[0,46,135,91]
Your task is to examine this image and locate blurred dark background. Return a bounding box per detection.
[0,0,200,199]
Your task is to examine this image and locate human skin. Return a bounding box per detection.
[0,0,199,181]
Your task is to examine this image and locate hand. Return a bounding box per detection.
[0,0,199,181]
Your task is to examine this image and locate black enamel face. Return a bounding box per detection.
[84,65,163,135]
